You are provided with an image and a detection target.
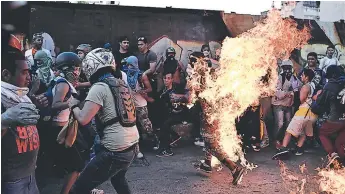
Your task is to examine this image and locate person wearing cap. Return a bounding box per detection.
[114,36,134,71]
[272,59,302,149]
[76,44,92,61]
[104,42,112,52]
[25,32,52,69]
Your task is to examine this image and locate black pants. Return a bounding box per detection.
[51,125,89,173]
[159,113,184,149]
[70,145,136,194]
[236,107,261,147]
[189,100,202,139]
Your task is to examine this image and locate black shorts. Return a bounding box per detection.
[51,125,90,173]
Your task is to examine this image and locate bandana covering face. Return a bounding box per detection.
[125,56,140,91]
[35,56,54,85]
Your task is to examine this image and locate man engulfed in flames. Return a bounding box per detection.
[188,51,246,185]
[187,10,311,184]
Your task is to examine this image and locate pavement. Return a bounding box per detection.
[37,141,328,194]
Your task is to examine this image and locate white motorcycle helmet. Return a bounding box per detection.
[82,48,116,81]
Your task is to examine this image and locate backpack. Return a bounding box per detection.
[95,76,136,138]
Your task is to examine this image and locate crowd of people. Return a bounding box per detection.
[2,30,345,194]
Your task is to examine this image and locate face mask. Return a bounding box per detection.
[167,54,175,60]
[36,58,52,84]
[282,67,292,77]
[62,67,80,85]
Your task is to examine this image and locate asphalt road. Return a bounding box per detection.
[38,142,327,194]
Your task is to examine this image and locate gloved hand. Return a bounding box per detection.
[1,103,40,128]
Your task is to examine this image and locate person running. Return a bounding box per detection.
[273,68,317,159]
[188,52,245,185]
[69,48,139,194]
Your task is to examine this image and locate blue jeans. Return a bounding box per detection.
[273,105,292,141]
[2,173,39,194]
[69,144,136,194]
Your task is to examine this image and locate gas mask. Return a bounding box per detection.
[282,66,293,78]
[166,53,175,61]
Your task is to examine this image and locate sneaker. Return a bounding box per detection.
[214,163,223,172]
[156,149,174,157]
[295,146,304,156]
[252,144,261,152]
[260,138,270,148]
[153,143,160,151]
[232,167,245,185]
[194,161,212,173]
[90,189,104,194]
[272,147,290,160]
[91,189,104,194]
[153,137,160,151]
[326,153,340,169]
[194,140,205,147]
[170,135,181,146]
[137,152,144,159]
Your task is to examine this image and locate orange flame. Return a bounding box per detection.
[318,168,345,194]
[188,9,311,165]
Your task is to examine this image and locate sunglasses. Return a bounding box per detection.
[138,37,146,41]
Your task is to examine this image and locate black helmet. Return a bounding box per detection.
[55,52,81,70]
[76,44,92,54]
[166,47,176,55]
[166,47,176,60]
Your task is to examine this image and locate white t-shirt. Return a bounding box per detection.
[319,57,340,73]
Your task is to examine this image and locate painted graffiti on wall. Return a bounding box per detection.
[146,35,222,91]
[148,35,222,69]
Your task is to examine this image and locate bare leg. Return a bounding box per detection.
[281,132,292,147]
[297,134,306,148]
[60,171,79,194]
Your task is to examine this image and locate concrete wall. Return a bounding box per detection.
[28,2,228,67]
